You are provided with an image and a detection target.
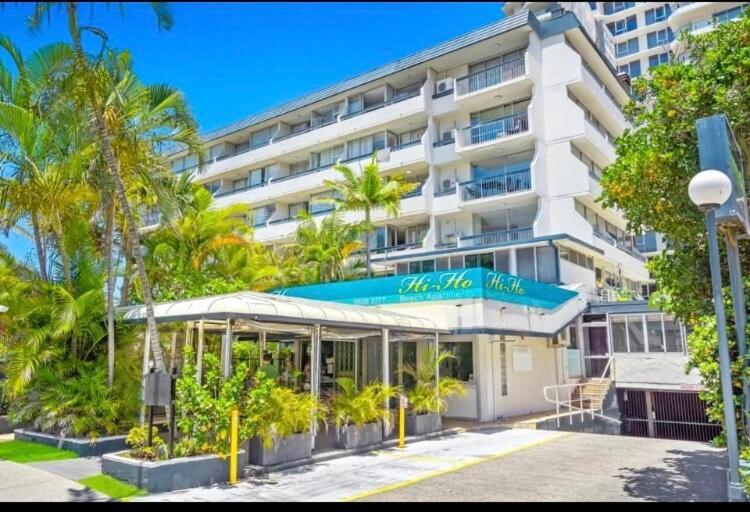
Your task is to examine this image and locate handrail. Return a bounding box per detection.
[543,380,622,428]
[340,89,421,120]
[598,357,614,382]
[458,168,531,201]
[455,58,525,96]
[458,111,529,147]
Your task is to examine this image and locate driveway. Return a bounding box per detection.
[136,429,728,502]
[0,460,104,502]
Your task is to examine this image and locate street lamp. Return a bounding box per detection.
[688,169,745,502]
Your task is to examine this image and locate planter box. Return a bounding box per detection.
[405,413,442,436]
[248,432,312,467]
[14,428,127,457]
[334,422,383,450]
[102,449,245,493]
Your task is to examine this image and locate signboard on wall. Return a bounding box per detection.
[273,267,578,310]
[512,346,532,372]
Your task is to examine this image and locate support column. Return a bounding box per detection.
[222,318,233,379]
[644,390,655,438]
[184,321,193,350]
[169,332,178,373]
[309,324,321,450]
[260,329,267,367]
[196,320,205,383]
[382,329,391,436]
[725,232,749,438]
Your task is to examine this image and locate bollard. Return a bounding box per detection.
[229,407,239,485]
[399,395,408,449]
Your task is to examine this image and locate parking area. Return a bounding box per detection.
[136,428,728,502]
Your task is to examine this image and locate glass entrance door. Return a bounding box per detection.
[583,326,610,378]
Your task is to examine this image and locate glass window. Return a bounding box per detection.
[396,263,409,275]
[646,314,664,352]
[608,15,637,36]
[439,342,474,382]
[249,167,266,187]
[615,37,639,58]
[422,259,435,273]
[232,178,247,190]
[648,52,670,69]
[611,316,628,352]
[536,245,557,283]
[408,261,421,274]
[289,202,307,218]
[494,250,510,273]
[645,4,671,25]
[479,252,494,270]
[464,254,478,268]
[627,315,646,352]
[647,28,674,48]
[450,255,464,270]
[516,247,536,280]
[664,317,683,352]
[436,257,449,271]
[250,126,274,148]
[204,181,220,195]
[568,326,578,349]
[618,60,641,79]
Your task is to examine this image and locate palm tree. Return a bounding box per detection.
[25,2,179,373]
[292,211,365,283]
[324,156,418,277]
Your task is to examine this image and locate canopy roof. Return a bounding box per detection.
[122,291,448,334]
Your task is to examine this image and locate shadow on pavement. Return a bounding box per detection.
[617,448,728,502]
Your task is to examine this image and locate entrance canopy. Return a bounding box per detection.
[122,290,448,334]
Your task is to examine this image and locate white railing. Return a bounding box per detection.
[455,58,526,97]
[457,112,529,148]
[542,358,620,428]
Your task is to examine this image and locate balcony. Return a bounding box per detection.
[370,241,424,257]
[593,228,646,262]
[214,180,268,199]
[340,90,420,121]
[458,227,533,248]
[459,169,531,202]
[456,112,530,153]
[455,58,526,97]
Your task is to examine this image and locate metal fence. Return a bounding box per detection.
[458,112,528,147]
[617,389,721,442]
[459,169,531,201]
[455,58,525,96]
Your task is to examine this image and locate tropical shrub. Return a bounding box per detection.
[241,376,326,449]
[174,346,247,457]
[126,425,167,461]
[328,377,398,429]
[401,348,466,416]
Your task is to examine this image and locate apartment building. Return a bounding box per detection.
[161,9,713,436]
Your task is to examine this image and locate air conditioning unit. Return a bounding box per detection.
[441,130,454,143]
[441,178,454,189]
[436,78,453,93]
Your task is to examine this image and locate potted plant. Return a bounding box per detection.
[400,348,466,436]
[328,377,397,450]
[242,375,326,467]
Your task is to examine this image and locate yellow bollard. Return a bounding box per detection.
[229,407,239,485]
[398,395,407,449]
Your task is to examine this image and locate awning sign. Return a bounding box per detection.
[273,267,577,310]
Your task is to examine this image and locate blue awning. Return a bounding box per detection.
[273,267,578,310]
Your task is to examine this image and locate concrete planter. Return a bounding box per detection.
[14,428,127,457]
[334,422,383,450]
[248,432,312,467]
[405,413,442,436]
[102,449,246,493]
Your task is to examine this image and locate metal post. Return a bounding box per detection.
[168,367,177,458]
[725,232,750,439]
[644,390,655,438]
[309,324,321,451]
[399,395,406,449]
[229,407,239,485]
[196,320,205,383]
[706,210,744,501]
[169,332,178,374]
[140,328,152,425]
[222,318,233,379]
[382,329,391,437]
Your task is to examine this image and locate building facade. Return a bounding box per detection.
[160,8,713,437]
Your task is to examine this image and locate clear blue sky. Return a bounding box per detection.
[0,2,504,264]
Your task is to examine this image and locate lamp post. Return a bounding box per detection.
[688,169,745,502]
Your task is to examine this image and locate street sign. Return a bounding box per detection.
[399,395,408,409]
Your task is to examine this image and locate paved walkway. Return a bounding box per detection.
[136,428,566,501]
[0,460,105,502]
[30,457,102,481]
[361,432,728,502]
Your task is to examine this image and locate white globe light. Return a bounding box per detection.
[688,169,732,209]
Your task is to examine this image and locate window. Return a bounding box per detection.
[347,133,385,159]
[568,326,578,350]
[603,2,635,15]
[516,247,535,280]
[647,28,674,48]
[312,144,345,168]
[290,160,309,175]
[204,180,220,195]
[468,48,526,74]
[310,190,340,215]
[645,4,672,25]
[250,126,274,149]
[248,167,267,188]
[648,52,670,69]
[436,257,449,271]
[232,177,247,190]
[618,60,642,79]
[439,342,474,382]
[560,246,595,271]
[494,250,510,273]
[479,252,494,270]
[611,314,684,353]
[499,343,508,395]
[311,102,342,127]
[464,254,478,268]
[607,15,637,36]
[450,255,464,270]
[615,37,639,58]
[536,245,557,283]
[288,202,307,218]
[571,142,604,180]
[250,205,274,227]
[714,5,747,24]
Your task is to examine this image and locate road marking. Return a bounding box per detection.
[339,432,571,502]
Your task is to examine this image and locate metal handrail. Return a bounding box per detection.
[459,227,533,247]
[340,89,421,120]
[455,58,525,96]
[458,111,528,147]
[458,168,531,201]
[542,378,621,429]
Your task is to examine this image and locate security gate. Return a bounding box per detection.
[617,389,721,442]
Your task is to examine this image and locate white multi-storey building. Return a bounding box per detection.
[160,8,715,436]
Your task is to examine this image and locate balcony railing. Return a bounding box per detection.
[459,168,531,201]
[455,58,525,97]
[593,228,646,261]
[273,118,338,143]
[340,89,421,120]
[458,112,529,147]
[370,242,424,255]
[402,184,424,198]
[214,181,268,198]
[460,227,533,247]
[434,186,456,197]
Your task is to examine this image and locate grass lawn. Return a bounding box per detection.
[79,474,147,500]
[0,440,77,463]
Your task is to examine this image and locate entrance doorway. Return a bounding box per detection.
[583,326,610,378]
